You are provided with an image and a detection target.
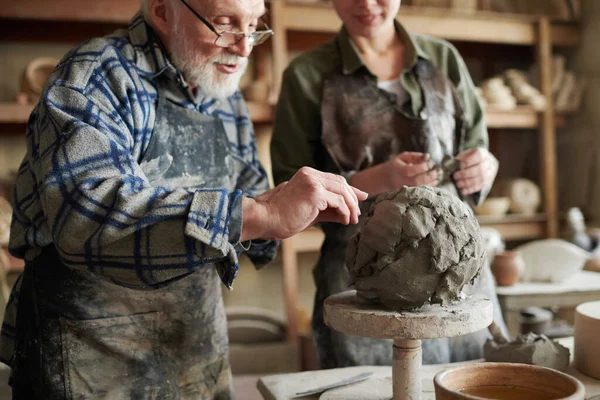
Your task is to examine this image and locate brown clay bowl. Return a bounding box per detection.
[434,362,585,400]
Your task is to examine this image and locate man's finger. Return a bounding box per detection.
[319,190,353,225]
[316,175,362,222]
[351,187,369,201]
[310,169,362,207]
[313,208,348,225]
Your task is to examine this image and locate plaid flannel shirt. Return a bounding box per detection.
[1,12,277,364]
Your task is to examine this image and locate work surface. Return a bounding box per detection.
[257,337,600,400]
[496,270,600,337]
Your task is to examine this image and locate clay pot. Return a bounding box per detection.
[20,57,59,103]
[434,362,585,400]
[493,178,542,215]
[472,197,510,217]
[491,251,525,286]
[575,301,600,380]
[584,258,600,273]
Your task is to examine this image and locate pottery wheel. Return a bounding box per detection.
[324,291,493,400]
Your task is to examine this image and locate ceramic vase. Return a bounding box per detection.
[491,251,525,286]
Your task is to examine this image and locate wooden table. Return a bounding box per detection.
[496,270,600,337]
[256,338,600,400]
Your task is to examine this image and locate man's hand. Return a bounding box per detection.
[384,152,441,190]
[242,167,368,241]
[453,148,498,196]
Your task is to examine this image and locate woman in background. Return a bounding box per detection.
[270,0,506,368]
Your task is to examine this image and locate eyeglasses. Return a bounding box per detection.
[180,0,274,48]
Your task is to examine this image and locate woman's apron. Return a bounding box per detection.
[10,86,237,399]
[313,58,506,368]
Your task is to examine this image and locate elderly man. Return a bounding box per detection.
[0,0,366,398]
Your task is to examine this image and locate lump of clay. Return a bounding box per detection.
[345,186,484,311]
[484,333,570,372]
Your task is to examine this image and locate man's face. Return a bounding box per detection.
[332,0,401,39]
[167,0,265,99]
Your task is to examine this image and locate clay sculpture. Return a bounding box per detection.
[345,186,484,311]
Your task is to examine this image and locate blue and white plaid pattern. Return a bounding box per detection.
[1,12,277,364]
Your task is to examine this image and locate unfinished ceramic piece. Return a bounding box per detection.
[484,333,570,372]
[479,77,517,110]
[504,69,547,110]
[345,186,484,311]
[575,301,600,380]
[515,239,589,283]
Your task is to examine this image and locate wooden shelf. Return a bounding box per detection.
[280,2,580,46]
[0,103,34,125]
[485,107,570,129]
[477,213,547,240]
[486,107,539,129]
[2,104,570,130]
[0,102,273,128]
[0,0,138,24]
[0,1,580,47]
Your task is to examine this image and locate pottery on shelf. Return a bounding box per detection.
[20,57,59,104]
[584,258,600,273]
[491,251,525,286]
[472,196,510,217]
[515,239,589,283]
[493,178,541,216]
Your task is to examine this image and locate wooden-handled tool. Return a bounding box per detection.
[488,320,510,344]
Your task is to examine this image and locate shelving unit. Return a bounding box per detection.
[0,103,567,131]
[485,106,568,129]
[0,102,274,128]
[270,0,580,341]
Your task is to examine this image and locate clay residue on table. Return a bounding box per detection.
[484,333,570,372]
[345,186,484,311]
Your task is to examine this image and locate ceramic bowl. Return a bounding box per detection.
[434,362,585,400]
[472,197,510,217]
